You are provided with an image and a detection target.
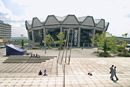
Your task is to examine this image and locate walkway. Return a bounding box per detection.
[0,48,130,87]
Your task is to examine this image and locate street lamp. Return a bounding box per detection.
[57,28,73,87]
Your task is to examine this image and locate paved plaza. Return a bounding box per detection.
[0,48,130,87]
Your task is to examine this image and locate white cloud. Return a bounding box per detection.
[0,0,12,14]
[1,0,130,37]
[0,0,27,37]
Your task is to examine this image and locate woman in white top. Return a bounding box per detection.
[113,66,118,81]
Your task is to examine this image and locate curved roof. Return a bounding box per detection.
[96,19,105,29]
[44,15,60,25]
[62,15,79,25]
[25,15,109,30]
[32,17,42,27]
[81,16,95,27]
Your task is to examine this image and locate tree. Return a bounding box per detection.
[21,39,24,48]
[54,32,66,49]
[91,32,106,50]
[20,34,25,49]
[107,34,117,52]
[122,33,128,56]
[91,32,119,54]
[103,40,107,54]
[42,34,54,49]
[122,33,128,48]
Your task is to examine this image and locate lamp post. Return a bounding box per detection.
[57,28,73,87]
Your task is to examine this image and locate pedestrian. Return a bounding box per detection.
[88,72,92,76]
[38,70,42,75]
[45,50,46,54]
[44,70,47,76]
[110,65,114,80]
[113,66,118,81]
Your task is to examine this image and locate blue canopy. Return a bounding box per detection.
[6,44,26,56]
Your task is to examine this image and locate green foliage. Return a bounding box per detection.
[116,33,129,57]
[42,34,54,49]
[54,32,66,49]
[21,34,24,38]
[117,50,130,57]
[121,33,128,56]
[91,32,127,53]
[57,32,65,40]
[46,46,52,49]
[31,46,40,49]
[121,49,128,56]
[91,32,129,57]
[21,39,24,49]
[103,40,107,53]
[117,46,124,52]
[107,35,117,52]
[91,32,106,49]
[99,51,111,57]
[20,34,25,49]
[122,33,128,47]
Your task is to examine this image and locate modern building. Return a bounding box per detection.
[25,15,109,47]
[0,20,11,40]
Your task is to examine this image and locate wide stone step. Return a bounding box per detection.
[3,56,56,63]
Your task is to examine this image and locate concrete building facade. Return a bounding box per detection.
[0,20,11,40]
[25,15,109,47]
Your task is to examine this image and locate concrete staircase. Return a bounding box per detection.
[3,56,56,63]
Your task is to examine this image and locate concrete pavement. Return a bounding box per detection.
[0,48,130,87]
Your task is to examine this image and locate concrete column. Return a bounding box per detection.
[27,30,30,40]
[32,30,35,42]
[42,28,44,42]
[77,27,81,47]
[60,26,62,32]
[38,30,40,34]
[43,27,46,46]
[92,28,96,47]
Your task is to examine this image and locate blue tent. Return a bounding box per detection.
[6,44,26,56]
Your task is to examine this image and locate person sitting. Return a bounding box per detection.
[38,70,42,75]
[88,72,92,76]
[30,53,33,58]
[33,54,35,57]
[36,54,40,58]
[44,70,47,76]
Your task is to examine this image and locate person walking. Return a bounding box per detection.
[113,66,118,81]
[110,65,114,80]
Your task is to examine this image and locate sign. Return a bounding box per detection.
[74,30,78,45]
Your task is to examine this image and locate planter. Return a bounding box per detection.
[99,54,111,57]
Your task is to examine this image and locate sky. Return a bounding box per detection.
[0,0,130,37]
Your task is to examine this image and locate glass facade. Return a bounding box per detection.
[29,28,104,47]
[95,30,102,34]
[0,23,11,39]
[40,29,44,41]
[62,28,78,46]
[80,29,93,46]
[46,28,60,41]
[29,32,32,40]
[26,15,109,47]
[34,29,43,43]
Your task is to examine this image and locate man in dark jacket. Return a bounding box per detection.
[110,65,114,80]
